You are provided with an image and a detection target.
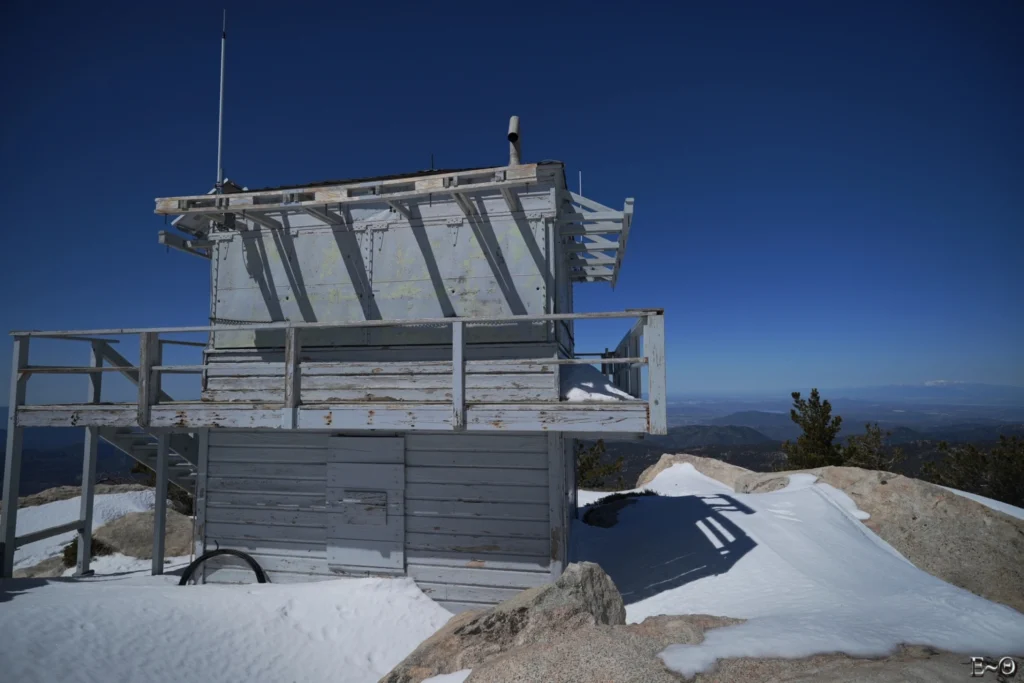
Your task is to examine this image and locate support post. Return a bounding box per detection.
[547,432,566,579]
[152,433,170,575]
[1,336,29,578]
[138,332,161,429]
[194,429,210,576]
[645,312,667,435]
[451,321,465,430]
[76,342,103,576]
[282,327,300,429]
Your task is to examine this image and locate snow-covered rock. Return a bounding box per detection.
[573,460,1024,678]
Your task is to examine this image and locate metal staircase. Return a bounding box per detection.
[98,429,198,493]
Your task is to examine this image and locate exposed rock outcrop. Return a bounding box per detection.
[94,509,194,559]
[469,614,741,683]
[380,562,627,683]
[692,645,985,683]
[17,484,148,508]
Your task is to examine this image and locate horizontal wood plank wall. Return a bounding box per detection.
[202,350,560,405]
[203,430,331,582]
[404,433,552,612]
[202,430,556,612]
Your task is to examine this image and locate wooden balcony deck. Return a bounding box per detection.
[7,310,666,435]
[16,399,652,433]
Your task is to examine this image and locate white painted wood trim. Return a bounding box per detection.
[76,342,104,576]
[1,336,29,578]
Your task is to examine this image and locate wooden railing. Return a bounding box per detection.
[8,309,666,433]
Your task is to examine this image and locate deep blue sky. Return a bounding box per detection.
[1,0,1021,403]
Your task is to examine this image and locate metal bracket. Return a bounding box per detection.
[361,230,374,285]
[447,216,463,245]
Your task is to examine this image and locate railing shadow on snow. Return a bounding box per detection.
[571,493,757,605]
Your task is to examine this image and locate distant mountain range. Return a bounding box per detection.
[823,382,1024,406]
[706,411,1024,443]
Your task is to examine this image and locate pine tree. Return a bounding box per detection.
[843,423,904,472]
[780,389,844,469]
[921,436,1024,507]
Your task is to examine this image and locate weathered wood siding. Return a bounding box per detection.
[209,176,560,350]
[203,431,330,581]
[203,430,558,612]
[403,433,553,612]
[200,343,560,405]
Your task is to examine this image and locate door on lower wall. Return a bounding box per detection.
[326,436,406,575]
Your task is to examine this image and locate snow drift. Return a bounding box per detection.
[574,463,1024,678]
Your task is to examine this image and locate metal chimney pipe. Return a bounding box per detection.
[507,115,521,166]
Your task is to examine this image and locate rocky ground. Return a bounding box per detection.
[17,483,149,508]
[378,456,1023,682]
[13,485,194,579]
[380,563,990,683]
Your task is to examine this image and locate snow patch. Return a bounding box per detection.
[781,473,819,491]
[423,671,473,683]
[14,490,158,569]
[60,553,192,577]
[1,575,453,683]
[560,363,632,402]
[814,482,871,520]
[641,463,734,496]
[572,462,1024,678]
[941,486,1024,521]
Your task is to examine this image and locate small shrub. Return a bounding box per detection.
[168,486,195,516]
[576,439,626,489]
[62,536,116,568]
[843,423,904,472]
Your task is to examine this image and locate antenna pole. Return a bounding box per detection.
[579,170,582,195]
[216,10,227,193]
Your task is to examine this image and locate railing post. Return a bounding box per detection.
[1,336,29,578]
[282,326,300,429]
[152,433,170,575]
[137,332,161,429]
[629,334,641,397]
[452,321,465,430]
[645,312,667,434]
[76,341,103,576]
[194,429,210,573]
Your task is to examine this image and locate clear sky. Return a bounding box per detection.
[1,0,1021,404]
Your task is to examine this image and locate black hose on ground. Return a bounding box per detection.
[178,548,268,586]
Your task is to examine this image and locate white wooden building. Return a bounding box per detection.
[1,118,665,611]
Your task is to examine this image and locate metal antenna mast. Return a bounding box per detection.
[216,10,227,193]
